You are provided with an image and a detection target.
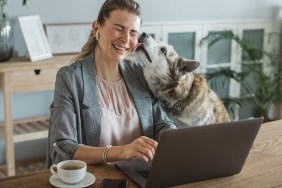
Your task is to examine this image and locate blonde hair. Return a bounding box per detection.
[69,0,141,65]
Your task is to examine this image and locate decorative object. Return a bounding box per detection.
[44,23,91,54]
[18,15,52,62]
[0,15,13,62]
[0,0,28,61]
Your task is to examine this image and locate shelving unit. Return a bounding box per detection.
[12,116,49,143]
[0,55,75,176]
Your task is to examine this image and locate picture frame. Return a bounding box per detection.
[44,23,92,54]
[18,15,53,62]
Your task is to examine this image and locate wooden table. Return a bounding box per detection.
[0,120,281,188]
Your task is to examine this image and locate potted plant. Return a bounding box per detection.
[200,30,282,122]
[0,0,28,61]
[1,0,28,19]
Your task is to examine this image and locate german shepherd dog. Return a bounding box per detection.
[136,33,230,127]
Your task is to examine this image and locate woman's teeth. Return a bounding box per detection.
[113,44,127,51]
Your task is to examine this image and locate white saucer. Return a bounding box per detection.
[49,172,96,188]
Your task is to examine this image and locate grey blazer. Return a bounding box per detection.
[47,54,176,167]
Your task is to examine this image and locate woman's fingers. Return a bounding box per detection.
[132,136,158,161]
[122,136,159,161]
[140,136,158,149]
[138,145,154,161]
[139,138,157,158]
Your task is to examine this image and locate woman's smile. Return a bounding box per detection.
[112,44,128,52]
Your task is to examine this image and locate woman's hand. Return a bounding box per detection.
[122,136,158,161]
[73,136,158,164]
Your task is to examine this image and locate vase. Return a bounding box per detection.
[0,16,14,62]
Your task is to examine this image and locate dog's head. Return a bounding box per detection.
[135,33,200,79]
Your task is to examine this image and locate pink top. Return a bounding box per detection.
[96,76,143,147]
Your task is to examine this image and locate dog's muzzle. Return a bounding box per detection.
[136,33,152,63]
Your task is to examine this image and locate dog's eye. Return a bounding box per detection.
[160,47,167,56]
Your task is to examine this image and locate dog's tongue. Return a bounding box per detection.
[132,42,142,52]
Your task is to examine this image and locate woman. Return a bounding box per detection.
[47,0,176,167]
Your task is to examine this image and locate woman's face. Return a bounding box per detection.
[95,9,141,63]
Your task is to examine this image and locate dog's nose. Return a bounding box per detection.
[141,32,147,38]
[138,32,147,43]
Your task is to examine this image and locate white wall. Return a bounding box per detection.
[8,0,281,22]
[5,0,282,56]
[1,0,281,121]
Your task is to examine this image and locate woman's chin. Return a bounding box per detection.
[117,54,130,62]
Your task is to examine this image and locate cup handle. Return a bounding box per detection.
[50,164,58,175]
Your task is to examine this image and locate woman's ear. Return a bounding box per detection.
[92,21,99,38]
[95,31,99,40]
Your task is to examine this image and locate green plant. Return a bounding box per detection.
[0,0,28,19]
[200,30,282,122]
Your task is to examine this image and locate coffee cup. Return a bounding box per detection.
[50,160,87,184]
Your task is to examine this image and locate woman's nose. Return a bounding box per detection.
[121,32,130,43]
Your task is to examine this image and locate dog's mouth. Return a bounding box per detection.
[135,33,153,63]
[136,45,152,63]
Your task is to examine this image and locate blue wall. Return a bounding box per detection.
[6,0,282,58]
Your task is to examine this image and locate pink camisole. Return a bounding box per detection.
[96,76,143,147]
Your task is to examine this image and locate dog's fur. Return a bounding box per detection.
[136,33,230,127]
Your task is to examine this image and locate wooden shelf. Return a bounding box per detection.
[0,116,49,143]
[13,117,49,143]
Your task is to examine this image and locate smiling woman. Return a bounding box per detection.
[92,9,141,71]
[47,0,176,168]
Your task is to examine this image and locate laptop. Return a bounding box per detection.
[115,117,264,188]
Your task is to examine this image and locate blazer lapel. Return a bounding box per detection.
[81,54,101,146]
[119,61,154,138]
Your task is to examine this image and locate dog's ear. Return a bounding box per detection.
[176,58,200,76]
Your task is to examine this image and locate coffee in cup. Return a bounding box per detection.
[50,160,87,184]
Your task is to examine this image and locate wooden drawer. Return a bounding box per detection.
[9,68,59,92]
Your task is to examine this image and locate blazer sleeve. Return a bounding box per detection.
[48,67,82,166]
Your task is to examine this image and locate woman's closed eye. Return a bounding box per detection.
[130,31,138,37]
[113,24,124,32]
[114,27,123,32]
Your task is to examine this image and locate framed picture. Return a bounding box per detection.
[44,23,92,54]
[18,15,53,62]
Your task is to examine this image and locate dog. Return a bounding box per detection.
[135,33,230,127]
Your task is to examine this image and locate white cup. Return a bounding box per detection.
[50,160,87,184]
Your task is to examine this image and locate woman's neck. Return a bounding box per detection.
[94,52,122,82]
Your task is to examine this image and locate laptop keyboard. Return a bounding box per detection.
[138,170,150,179]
